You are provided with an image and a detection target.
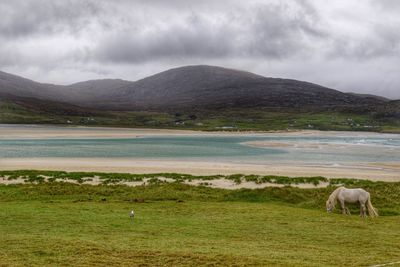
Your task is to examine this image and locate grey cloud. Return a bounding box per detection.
[246,2,325,58]
[0,0,399,98]
[93,0,325,63]
[326,22,400,61]
[372,0,400,11]
[0,0,101,39]
[93,15,234,63]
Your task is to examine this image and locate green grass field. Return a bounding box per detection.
[1,99,399,133]
[1,177,400,266]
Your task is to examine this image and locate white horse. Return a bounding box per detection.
[326,186,378,217]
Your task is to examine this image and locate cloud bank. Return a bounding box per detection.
[0,0,399,98]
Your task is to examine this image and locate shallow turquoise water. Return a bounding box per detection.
[0,134,399,164]
[0,137,280,158]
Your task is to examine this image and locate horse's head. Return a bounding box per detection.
[326,200,334,213]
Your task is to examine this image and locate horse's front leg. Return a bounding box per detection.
[346,207,351,215]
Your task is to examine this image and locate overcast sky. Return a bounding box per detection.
[0,0,399,99]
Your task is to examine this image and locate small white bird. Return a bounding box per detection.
[130,210,135,221]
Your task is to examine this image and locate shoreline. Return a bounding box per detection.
[1,124,398,139]
[0,158,399,181]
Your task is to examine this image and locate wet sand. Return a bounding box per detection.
[0,124,393,139]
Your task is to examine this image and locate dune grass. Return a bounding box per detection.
[1,181,400,266]
[0,170,384,187]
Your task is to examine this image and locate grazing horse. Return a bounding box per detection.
[326,186,378,217]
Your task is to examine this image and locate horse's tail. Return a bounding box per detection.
[367,195,378,217]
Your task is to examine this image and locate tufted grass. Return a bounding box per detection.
[1,181,400,266]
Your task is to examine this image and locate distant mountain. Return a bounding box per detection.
[0,71,60,100]
[0,65,392,112]
[347,92,390,102]
[64,79,132,103]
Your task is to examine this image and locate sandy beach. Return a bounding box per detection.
[0,125,201,139]
[1,157,399,181]
[0,124,393,139]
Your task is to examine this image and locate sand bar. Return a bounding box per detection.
[0,124,397,139]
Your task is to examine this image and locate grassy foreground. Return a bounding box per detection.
[1,180,400,266]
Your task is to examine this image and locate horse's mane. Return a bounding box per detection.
[328,186,345,206]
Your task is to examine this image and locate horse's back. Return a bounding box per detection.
[339,188,369,202]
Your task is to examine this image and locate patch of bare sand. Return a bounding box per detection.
[367,163,400,170]
[242,140,400,150]
[0,177,25,185]
[244,141,321,149]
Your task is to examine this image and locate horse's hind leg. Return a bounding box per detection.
[360,203,366,217]
[340,200,347,215]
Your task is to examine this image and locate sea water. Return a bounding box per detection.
[0,130,399,165]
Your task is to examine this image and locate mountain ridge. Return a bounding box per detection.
[0,65,393,112]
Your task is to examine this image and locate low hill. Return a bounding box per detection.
[0,93,95,116]
[374,100,400,119]
[63,65,388,111]
[0,92,100,124]
[0,71,60,100]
